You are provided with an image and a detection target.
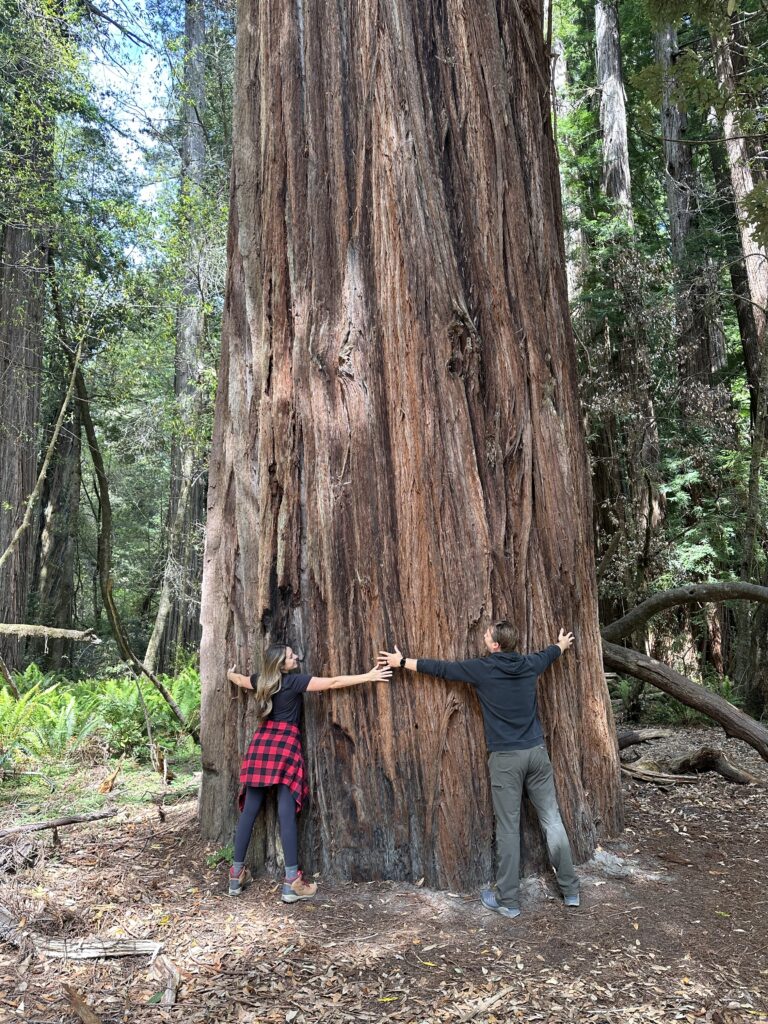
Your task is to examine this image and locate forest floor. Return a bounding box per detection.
[0,727,767,1024]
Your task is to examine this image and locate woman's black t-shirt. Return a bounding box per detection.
[249,673,312,725]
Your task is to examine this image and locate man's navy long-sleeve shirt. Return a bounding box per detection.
[416,646,562,751]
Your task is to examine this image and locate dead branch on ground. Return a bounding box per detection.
[617,728,674,749]
[602,641,768,763]
[0,809,116,840]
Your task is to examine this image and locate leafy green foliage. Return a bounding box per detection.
[0,667,200,764]
[206,843,234,867]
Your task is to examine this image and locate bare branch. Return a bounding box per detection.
[601,582,768,642]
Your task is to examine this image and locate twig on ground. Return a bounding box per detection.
[454,984,518,1022]
[63,985,103,1024]
[153,953,181,1005]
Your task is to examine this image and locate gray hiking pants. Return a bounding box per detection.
[488,745,579,910]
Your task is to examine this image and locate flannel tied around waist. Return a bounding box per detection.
[239,720,309,812]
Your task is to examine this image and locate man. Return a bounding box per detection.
[379,621,578,919]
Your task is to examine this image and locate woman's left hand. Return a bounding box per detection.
[369,664,393,682]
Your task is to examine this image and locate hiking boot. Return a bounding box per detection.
[281,871,317,904]
[228,865,251,897]
[564,893,580,908]
[480,888,521,919]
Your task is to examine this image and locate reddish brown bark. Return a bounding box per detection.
[200,0,622,888]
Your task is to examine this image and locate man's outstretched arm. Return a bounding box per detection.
[378,645,486,684]
[525,629,575,674]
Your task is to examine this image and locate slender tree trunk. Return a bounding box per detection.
[145,0,207,675]
[656,25,726,395]
[200,0,622,888]
[711,23,768,714]
[0,224,45,669]
[595,0,632,222]
[590,0,661,605]
[552,38,588,300]
[709,123,761,422]
[30,353,81,670]
[711,29,768,383]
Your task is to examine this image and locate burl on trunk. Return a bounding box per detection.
[200,0,622,889]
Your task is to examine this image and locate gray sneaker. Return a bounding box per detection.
[228,865,250,897]
[564,893,580,907]
[480,888,521,919]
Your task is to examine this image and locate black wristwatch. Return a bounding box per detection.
[399,656,406,669]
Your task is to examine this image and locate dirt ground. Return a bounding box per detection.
[1,727,767,1024]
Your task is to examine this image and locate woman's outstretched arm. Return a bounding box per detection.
[307,664,392,692]
[227,665,254,690]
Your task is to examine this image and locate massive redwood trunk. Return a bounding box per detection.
[200,0,622,888]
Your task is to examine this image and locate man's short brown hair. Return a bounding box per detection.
[491,620,519,652]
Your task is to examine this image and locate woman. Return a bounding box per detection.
[227,643,391,902]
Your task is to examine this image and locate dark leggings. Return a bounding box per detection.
[233,784,298,867]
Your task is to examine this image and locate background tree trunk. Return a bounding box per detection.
[656,24,725,395]
[711,27,767,393]
[552,38,588,300]
[144,0,208,675]
[0,224,45,669]
[589,0,661,610]
[595,0,632,222]
[30,353,82,671]
[199,0,622,889]
[711,22,768,715]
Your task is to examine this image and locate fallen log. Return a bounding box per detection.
[668,746,761,785]
[621,763,699,785]
[622,747,760,785]
[0,624,101,643]
[602,641,768,763]
[41,936,162,960]
[0,809,116,840]
[617,728,674,750]
[0,903,162,960]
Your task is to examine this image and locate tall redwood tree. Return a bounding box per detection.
[200,0,622,888]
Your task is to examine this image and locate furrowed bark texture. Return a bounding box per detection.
[0,224,45,669]
[595,0,632,221]
[200,0,622,888]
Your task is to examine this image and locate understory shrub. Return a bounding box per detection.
[0,666,200,767]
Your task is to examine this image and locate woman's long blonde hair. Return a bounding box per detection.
[253,643,288,722]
